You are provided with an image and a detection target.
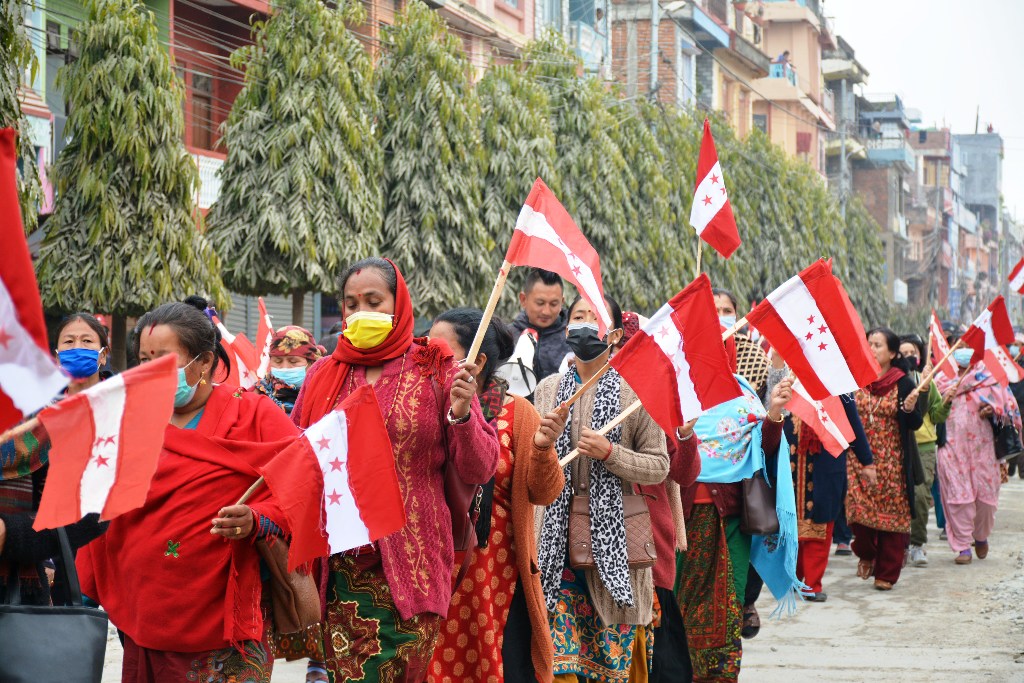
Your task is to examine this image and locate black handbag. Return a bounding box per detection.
[740,475,780,536]
[990,419,1024,463]
[0,528,108,683]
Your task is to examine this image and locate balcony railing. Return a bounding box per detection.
[820,87,835,122]
[569,20,605,73]
[768,62,798,86]
[193,152,224,210]
[864,136,915,171]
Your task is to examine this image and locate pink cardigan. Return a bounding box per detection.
[293,348,499,619]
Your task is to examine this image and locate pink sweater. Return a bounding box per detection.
[293,348,499,619]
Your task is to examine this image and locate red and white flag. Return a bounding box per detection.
[961,296,1015,364]
[610,274,741,435]
[929,310,956,382]
[1009,257,1024,294]
[506,178,613,335]
[33,355,177,530]
[983,346,1024,386]
[786,380,855,457]
[0,129,67,431]
[213,316,259,389]
[746,259,880,401]
[260,385,404,571]
[689,119,741,258]
[255,297,274,380]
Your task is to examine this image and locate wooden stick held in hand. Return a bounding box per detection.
[564,362,611,408]
[721,317,748,341]
[465,260,513,364]
[915,339,964,394]
[558,400,644,467]
[235,476,265,506]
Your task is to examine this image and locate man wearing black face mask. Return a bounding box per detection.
[510,269,572,381]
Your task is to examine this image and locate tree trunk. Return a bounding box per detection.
[110,312,128,372]
[292,288,305,327]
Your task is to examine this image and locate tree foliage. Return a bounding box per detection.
[0,1,42,234]
[36,0,225,367]
[376,0,490,315]
[207,0,383,302]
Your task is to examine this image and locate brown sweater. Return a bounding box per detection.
[507,394,567,683]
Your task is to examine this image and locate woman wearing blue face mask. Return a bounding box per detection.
[76,297,299,682]
[0,313,111,608]
[252,326,324,415]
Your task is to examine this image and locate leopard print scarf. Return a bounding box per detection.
[538,367,635,611]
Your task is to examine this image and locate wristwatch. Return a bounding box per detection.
[447,407,471,425]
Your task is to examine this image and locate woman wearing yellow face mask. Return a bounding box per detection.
[292,257,500,683]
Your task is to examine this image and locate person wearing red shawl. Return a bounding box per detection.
[848,328,924,591]
[76,300,299,682]
[292,257,499,683]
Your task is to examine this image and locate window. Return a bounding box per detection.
[503,0,519,8]
[46,21,61,53]
[753,114,767,134]
[191,72,213,150]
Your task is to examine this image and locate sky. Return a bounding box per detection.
[827,0,1024,221]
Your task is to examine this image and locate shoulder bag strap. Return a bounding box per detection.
[56,527,84,607]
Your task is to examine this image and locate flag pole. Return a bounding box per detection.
[0,416,40,445]
[235,476,265,506]
[915,339,964,394]
[564,362,611,407]
[695,240,703,277]
[721,316,747,341]
[558,400,644,467]
[466,260,513,365]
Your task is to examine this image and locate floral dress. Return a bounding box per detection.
[849,387,910,533]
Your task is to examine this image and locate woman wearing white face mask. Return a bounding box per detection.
[935,343,1022,565]
[292,257,499,683]
[534,294,669,683]
[76,297,299,682]
[252,326,324,415]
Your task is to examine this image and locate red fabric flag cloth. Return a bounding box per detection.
[213,315,259,389]
[961,296,1016,364]
[983,346,1024,387]
[34,355,177,530]
[260,384,403,571]
[75,385,298,652]
[0,128,67,430]
[786,380,854,457]
[1009,257,1024,294]
[256,296,274,379]
[746,259,880,401]
[506,178,613,335]
[689,118,741,258]
[929,310,957,382]
[610,273,741,435]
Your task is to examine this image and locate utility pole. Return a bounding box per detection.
[650,0,659,94]
[839,77,848,220]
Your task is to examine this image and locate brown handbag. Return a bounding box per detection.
[568,492,657,570]
[740,475,780,536]
[255,538,322,639]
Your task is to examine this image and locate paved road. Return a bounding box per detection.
[103,479,1024,682]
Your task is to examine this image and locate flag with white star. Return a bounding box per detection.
[689,118,741,258]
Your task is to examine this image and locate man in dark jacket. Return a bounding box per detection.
[510,268,571,381]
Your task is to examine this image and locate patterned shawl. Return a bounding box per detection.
[538,368,634,610]
[695,375,803,616]
[938,365,1023,434]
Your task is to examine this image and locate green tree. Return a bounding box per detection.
[36,0,225,369]
[376,0,490,314]
[842,198,891,326]
[207,0,383,326]
[0,1,42,234]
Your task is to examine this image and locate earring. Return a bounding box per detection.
[199,371,207,386]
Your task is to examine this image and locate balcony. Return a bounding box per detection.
[865,136,915,172]
[893,278,908,305]
[768,62,798,86]
[821,88,835,124]
[569,20,606,73]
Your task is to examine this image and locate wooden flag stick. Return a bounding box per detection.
[915,339,964,394]
[235,476,265,506]
[721,317,748,341]
[558,400,644,467]
[0,416,40,445]
[564,363,611,407]
[695,240,703,277]
[466,260,513,364]
[924,326,934,374]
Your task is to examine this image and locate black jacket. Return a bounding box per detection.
[510,309,571,382]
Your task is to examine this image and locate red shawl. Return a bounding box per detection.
[867,366,905,397]
[298,259,453,428]
[76,385,297,652]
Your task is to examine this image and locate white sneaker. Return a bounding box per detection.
[910,545,928,567]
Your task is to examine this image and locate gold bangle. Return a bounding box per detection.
[767,412,784,423]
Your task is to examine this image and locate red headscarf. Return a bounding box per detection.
[298,259,418,427]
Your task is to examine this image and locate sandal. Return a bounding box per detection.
[741,605,760,639]
[856,559,874,580]
[873,579,893,591]
[974,540,989,559]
